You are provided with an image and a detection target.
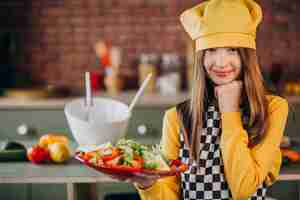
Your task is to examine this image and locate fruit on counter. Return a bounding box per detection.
[27,133,71,164]
[281,149,300,162]
[1,141,26,151]
[39,133,69,148]
[48,143,71,163]
[27,145,50,164]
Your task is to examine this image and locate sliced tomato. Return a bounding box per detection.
[105,155,121,166]
[101,148,120,161]
[170,159,182,167]
[131,155,144,169]
[106,164,142,173]
[179,164,188,172]
[83,151,96,161]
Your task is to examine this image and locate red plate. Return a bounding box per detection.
[75,154,183,178]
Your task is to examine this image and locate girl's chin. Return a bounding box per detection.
[212,78,234,85]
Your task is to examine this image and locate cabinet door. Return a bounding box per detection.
[0,184,29,200]
[30,184,67,200]
[285,102,300,139]
[267,181,299,199]
[0,107,167,142]
[0,110,70,140]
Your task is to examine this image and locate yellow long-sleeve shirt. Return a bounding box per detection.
[136,95,289,200]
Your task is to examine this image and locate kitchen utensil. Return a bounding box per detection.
[129,73,152,113]
[84,72,93,121]
[65,97,131,146]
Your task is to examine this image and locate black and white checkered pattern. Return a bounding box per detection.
[179,104,267,200]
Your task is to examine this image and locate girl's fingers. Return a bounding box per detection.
[134,172,160,180]
[214,87,218,99]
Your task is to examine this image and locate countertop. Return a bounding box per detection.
[0,91,190,110]
[0,156,300,183]
[0,139,299,183]
[0,91,299,110]
[0,138,159,183]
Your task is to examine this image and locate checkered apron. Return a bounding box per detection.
[178,103,267,200]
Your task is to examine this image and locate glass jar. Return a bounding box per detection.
[138,53,159,93]
[158,53,182,95]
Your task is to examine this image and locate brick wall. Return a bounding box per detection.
[0,0,299,91]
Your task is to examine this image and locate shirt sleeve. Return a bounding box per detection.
[136,107,182,200]
[220,96,289,200]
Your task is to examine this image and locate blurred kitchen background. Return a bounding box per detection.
[1,1,300,200]
[0,0,300,98]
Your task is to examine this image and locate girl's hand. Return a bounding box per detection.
[214,81,243,112]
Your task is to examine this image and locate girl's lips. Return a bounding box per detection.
[212,69,234,77]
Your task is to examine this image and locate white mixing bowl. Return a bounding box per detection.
[64,97,131,146]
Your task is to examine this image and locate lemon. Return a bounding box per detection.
[48,142,70,163]
[39,134,69,148]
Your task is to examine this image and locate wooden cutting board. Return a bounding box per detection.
[5,88,49,99]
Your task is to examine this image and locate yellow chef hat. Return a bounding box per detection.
[180,0,262,52]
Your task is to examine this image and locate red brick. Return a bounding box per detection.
[39,17,57,26]
[69,8,90,17]
[4,0,299,89]
[56,17,71,26]
[73,27,89,35]
[41,7,66,17]
[70,17,88,27]
[88,18,104,27]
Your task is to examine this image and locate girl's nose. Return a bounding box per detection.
[215,51,227,68]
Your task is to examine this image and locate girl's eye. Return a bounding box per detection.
[206,48,217,53]
[228,48,238,53]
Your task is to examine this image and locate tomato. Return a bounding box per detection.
[105,156,121,166]
[107,164,142,173]
[179,164,188,172]
[170,159,182,167]
[82,151,95,161]
[281,149,300,162]
[27,145,50,164]
[131,155,144,169]
[101,148,120,161]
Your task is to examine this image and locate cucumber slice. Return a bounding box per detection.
[0,149,28,162]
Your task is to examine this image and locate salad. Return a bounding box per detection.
[76,139,187,175]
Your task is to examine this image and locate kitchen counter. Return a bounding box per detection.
[1,139,300,200]
[0,91,299,110]
[0,158,299,182]
[0,91,190,110]
[0,156,300,200]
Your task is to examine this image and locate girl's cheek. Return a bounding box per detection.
[232,58,242,68]
[204,56,214,69]
[230,55,242,68]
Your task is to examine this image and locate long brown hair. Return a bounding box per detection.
[188,48,269,161]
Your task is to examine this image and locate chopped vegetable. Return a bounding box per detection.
[78,139,188,174]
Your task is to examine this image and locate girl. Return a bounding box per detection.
[115,0,289,199]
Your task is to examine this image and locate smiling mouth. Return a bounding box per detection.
[212,69,234,77]
[212,69,234,73]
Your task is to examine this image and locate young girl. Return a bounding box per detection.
[115,0,289,199]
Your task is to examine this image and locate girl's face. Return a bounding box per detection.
[204,47,242,85]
